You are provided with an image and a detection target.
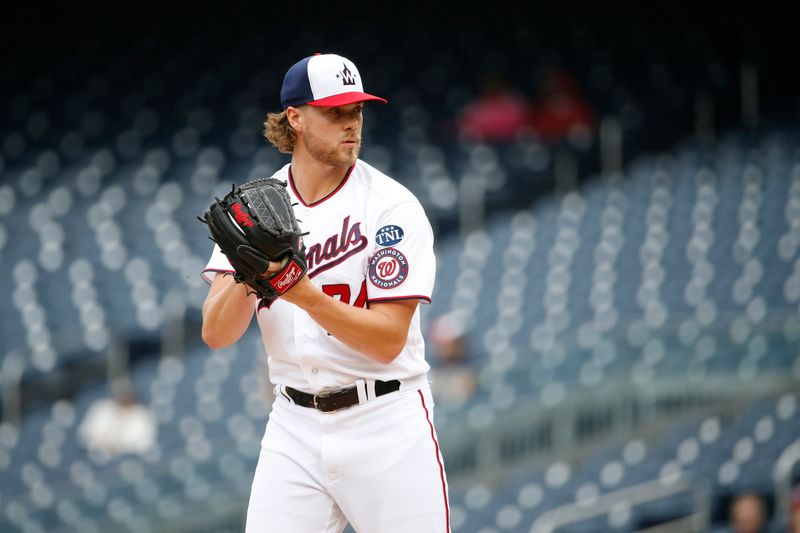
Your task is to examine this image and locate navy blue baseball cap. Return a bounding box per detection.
[280,53,387,110]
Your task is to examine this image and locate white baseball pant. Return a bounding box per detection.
[245,382,450,532]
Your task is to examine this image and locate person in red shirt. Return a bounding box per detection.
[527,67,596,144]
[457,75,532,143]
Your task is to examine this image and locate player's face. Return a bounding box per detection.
[300,103,363,167]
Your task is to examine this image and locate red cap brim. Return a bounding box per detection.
[307,92,388,107]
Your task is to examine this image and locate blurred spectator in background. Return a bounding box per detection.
[78,378,156,457]
[427,312,477,407]
[527,66,595,146]
[789,486,800,533]
[457,75,532,143]
[726,491,768,533]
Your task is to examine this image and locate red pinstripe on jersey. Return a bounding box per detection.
[417,390,450,532]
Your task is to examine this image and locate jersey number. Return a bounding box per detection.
[322,280,368,308]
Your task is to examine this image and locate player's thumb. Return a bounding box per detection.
[238,245,286,277]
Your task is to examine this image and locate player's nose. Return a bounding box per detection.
[343,110,361,129]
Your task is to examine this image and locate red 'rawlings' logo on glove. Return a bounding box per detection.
[270,261,303,292]
[231,203,255,228]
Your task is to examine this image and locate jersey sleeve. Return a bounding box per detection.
[201,244,235,284]
[366,200,436,303]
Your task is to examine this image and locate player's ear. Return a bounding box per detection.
[286,106,304,132]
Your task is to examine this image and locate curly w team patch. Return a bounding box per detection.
[368,247,409,288]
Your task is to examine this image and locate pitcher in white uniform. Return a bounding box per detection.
[201,53,450,532]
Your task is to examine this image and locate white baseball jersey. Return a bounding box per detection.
[202,159,436,393]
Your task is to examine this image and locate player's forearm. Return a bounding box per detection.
[284,281,408,364]
[309,300,407,364]
[201,276,256,349]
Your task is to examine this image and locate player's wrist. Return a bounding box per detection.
[279,276,316,306]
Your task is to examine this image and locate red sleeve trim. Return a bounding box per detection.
[201,268,235,284]
[367,295,432,304]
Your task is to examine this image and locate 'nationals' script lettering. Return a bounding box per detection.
[306,216,368,277]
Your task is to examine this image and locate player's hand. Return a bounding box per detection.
[258,257,289,278]
[254,256,310,304]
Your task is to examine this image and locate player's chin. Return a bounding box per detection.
[339,146,360,165]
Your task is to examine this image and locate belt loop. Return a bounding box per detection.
[365,380,377,401]
[355,379,367,404]
[279,385,294,404]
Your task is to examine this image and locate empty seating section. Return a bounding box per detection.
[444,392,799,531]
[2,126,797,531]
[0,330,266,533]
[428,134,800,426]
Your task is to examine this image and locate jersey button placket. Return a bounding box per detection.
[297,312,324,388]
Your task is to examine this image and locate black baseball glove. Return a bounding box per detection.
[201,178,307,303]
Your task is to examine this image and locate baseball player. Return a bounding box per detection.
[201,53,450,532]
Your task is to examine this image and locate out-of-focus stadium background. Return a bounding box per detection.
[1,5,799,532]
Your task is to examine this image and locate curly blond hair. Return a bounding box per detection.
[263,111,296,153]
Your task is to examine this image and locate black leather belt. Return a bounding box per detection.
[284,379,401,413]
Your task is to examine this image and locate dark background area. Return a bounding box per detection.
[2,5,798,224]
[2,5,797,127]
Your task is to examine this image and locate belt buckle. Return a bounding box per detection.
[312,386,352,413]
[313,390,337,412]
[312,393,325,412]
